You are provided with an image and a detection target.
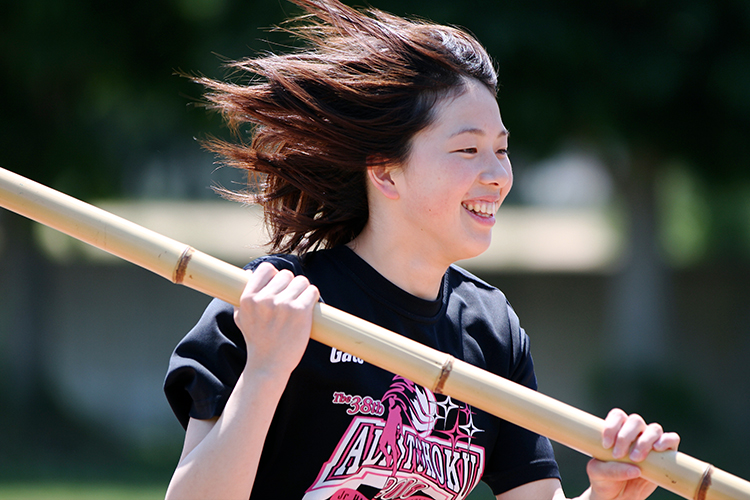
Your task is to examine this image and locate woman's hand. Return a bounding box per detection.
[233,262,320,378]
[585,409,680,500]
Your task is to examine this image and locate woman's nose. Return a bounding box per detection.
[479,155,512,188]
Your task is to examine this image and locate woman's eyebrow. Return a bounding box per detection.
[448,127,510,139]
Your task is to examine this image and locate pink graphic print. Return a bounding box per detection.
[378,398,402,475]
[332,488,369,500]
[304,376,485,500]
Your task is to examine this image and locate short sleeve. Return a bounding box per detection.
[164,298,246,429]
[163,254,305,429]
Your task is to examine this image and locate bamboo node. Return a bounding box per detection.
[694,464,714,500]
[433,355,455,394]
[173,246,195,284]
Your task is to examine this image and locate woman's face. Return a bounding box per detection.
[390,79,513,266]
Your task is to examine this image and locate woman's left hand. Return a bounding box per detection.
[585,408,681,500]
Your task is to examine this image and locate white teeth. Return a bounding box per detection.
[463,201,497,216]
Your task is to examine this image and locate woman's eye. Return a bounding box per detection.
[496,148,508,156]
[454,147,477,154]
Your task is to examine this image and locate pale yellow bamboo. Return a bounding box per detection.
[0,167,249,302]
[1,166,748,500]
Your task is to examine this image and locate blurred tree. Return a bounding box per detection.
[2,0,748,201]
[0,0,298,198]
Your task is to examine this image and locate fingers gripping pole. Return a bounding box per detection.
[1,166,749,500]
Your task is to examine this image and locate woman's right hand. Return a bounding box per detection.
[233,262,320,378]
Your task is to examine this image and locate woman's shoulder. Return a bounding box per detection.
[445,264,523,339]
[245,253,305,273]
[244,247,340,275]
[446,264,507,301]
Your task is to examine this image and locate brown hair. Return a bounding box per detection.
[197,0,497,254]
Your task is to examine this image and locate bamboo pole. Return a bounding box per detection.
[1,166,748,500]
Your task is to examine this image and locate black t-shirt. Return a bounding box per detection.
[164,246,560,499]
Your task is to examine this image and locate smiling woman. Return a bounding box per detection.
[162,1,679,499]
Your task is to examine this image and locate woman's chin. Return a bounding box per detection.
[452,238,492,264]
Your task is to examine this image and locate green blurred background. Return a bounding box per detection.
[1,0,749,498]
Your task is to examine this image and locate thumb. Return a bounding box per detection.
[587,459,641,483]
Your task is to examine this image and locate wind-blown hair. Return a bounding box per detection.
[198,0,497,254]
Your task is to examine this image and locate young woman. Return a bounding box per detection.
[164,1,679,498]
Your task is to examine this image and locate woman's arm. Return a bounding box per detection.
[495,478,566,500]
[165,262,320,500]
[496,410,680,500]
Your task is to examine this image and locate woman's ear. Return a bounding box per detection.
[366,163,400,200]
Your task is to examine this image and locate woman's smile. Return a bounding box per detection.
[462,200,500,219]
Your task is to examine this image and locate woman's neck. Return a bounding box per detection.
[346,225,448,300]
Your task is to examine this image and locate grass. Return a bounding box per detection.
[0,482,166,500]
[0,385,179,500]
